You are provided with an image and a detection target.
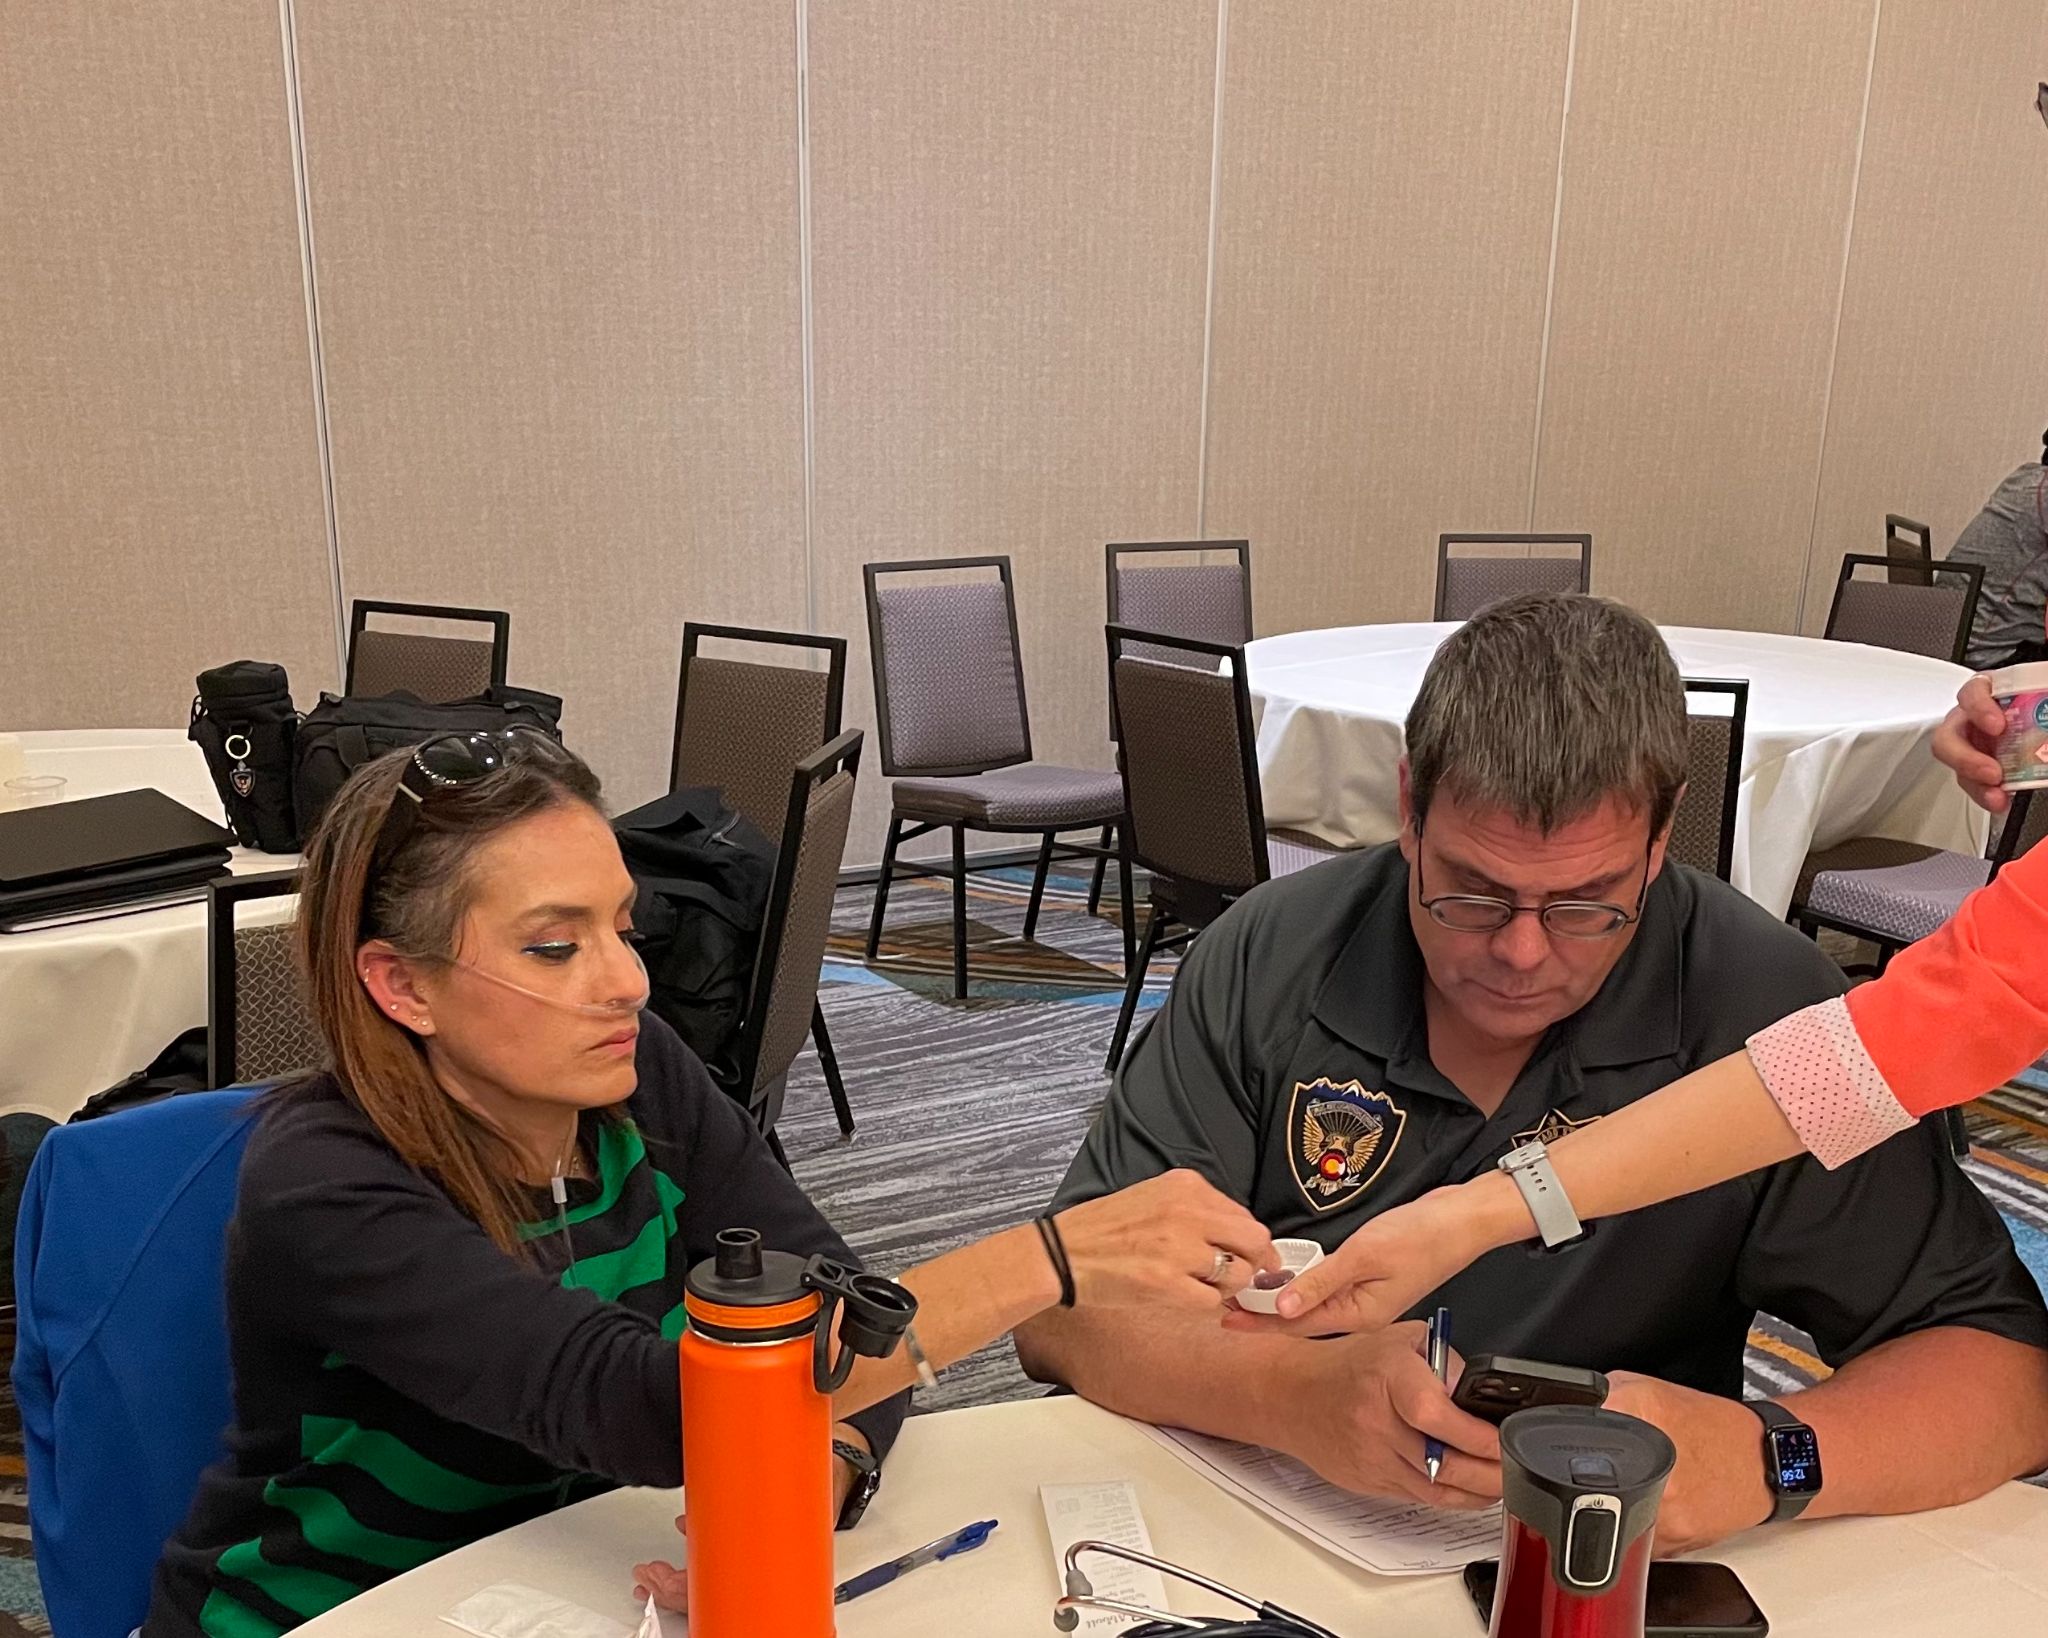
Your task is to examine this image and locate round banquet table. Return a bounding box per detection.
[1246,624,1992,917]
[0,730,297,1123]
[292,1395,2048,1638]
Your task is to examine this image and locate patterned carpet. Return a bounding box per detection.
[2,861,2043,1635]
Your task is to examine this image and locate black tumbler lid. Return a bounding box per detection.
[1501,1406,1675,1594]
[684,1227,813,1309]
[1501,1406,1676,1504]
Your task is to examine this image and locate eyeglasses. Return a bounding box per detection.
[367,727,559,881]
[1412,823,1650,940]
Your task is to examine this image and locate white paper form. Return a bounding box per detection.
[1140,1424,1502,1575]
[1039,1480,1173,1632]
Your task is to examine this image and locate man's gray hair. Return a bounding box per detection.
[1405,593,1689,836]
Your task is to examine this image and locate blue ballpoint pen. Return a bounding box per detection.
[1424,1306,1451,1484]
[833,1519,999,1606]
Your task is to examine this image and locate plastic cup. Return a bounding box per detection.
[4,774,67,807]
[1231,1237,1327,1314]
[1990,663,2048,790]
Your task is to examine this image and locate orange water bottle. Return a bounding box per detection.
[680,1228,916,1638]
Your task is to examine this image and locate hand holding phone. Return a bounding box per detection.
[1451,1354,1609,1425]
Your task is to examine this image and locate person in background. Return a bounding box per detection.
[1015,595,2048,1555]
[145,734,1276,1636]
[1251,673,2048,1339]
[1948,432,2048,670]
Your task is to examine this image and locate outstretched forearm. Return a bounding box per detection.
[1436,1051,1808,1261]
[1014,1305,1309,1450]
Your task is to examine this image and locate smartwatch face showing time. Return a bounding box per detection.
[1767,1423,1823,1496]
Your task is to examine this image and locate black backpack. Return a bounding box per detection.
[70,1027,213,1122]
[612,788,776,1092]
[292,685,565,837]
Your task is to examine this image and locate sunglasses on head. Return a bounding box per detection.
[367,726,560,880]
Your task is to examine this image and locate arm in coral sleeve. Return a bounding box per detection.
[1843,836,2048,1119]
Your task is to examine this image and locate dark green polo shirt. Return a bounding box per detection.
[1056,846,2048,1396]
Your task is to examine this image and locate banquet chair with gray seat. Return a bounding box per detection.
[736,732,863,1168]
[206,871,326,1089]
[1792,791,2046,975]
[1666,678,1749,884]
[1822,553,1984,665]
[1434,533,1591,622]
[1089,540,1256,915]
[345,599,510,702]
[1104,625,1338,1071]
[1791,789,2046,1162]
[863,556,1132,1001]
[669,621,854,1137]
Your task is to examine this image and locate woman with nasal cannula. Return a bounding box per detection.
[1236,674,2048,1339]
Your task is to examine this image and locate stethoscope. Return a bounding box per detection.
[1051,1540,1343,1636]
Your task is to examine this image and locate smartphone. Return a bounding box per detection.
[1463,1559,1769,1636]
[1451,1354,1609,1425]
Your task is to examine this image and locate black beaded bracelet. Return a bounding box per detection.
[1034,1213,1077,1308]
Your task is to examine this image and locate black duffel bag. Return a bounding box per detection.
[189,661,302,852]
[613,787,775,1092]
[292,685,565,838]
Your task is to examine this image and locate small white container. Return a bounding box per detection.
[1990,662,2048,790]
[1231,1237,1327,1314]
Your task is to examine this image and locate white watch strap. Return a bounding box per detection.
[1497,1140,1584,1248]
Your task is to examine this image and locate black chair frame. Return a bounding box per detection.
[1433,533,1592,621]
[733,730,862,1167]
[205,869,303,1090]
[862,557,1134,1000]
[1103,540,1255,647]
[345,599,511,695]
[1680,676,1749,885]
[1884,514,1933,585]
[1823,554,1985,666]
[1102,625,1269,1072]
[670,621,853,1138]
[669,621,848,798]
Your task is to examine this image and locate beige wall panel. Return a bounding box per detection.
[1204,0,1574,633]
[1801,0,2048,635]
[295,3,806,808]
[806,0,1218,863]
[0,2,336,728]
[1533,0,1875,632]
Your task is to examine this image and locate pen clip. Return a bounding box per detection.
[935,1519,998,1560]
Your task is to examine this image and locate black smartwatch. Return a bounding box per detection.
[834,1438,881,1531]
[1749,1399,1822,1523]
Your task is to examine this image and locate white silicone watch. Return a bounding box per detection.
[1496,1139,1586,1248]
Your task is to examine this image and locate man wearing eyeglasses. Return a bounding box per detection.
[1018,593,2048,1554]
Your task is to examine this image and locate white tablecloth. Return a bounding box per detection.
[294,1395,2048,1638]
[0,730,297,1123]
[1247,624,1992,917]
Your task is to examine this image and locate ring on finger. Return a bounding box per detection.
[1202,1249,1235,1286]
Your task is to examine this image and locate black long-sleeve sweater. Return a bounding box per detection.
[145,1016,907,1638]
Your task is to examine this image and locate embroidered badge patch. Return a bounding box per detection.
[1289,1077,1406,1212]
[1513,1107,1600,1148]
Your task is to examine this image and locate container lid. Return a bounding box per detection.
[683,1228,820,1338]
[1502,1406,1675,1500]
[1500,1407,1675,1593]
[1991,662,2048,697]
